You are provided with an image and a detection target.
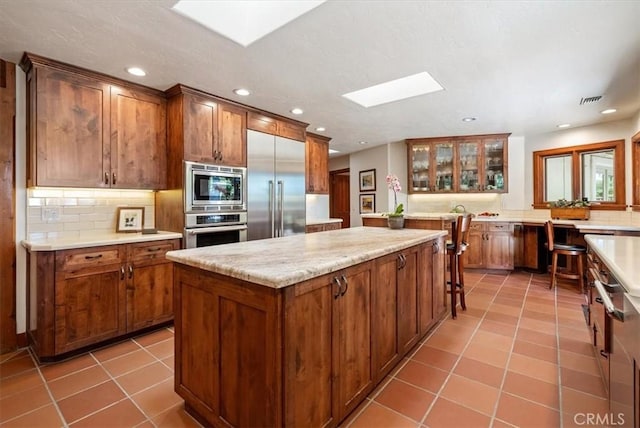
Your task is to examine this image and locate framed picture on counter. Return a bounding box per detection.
[116,207,145,233]
[359,169,376,192]
[359,194,375,214]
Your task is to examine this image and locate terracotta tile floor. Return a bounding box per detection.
[0,271,606,427]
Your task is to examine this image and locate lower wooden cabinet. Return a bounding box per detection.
[173,237,445,427]
[464,222,514,269]
[305,221,342,233]
[27,238,180,360]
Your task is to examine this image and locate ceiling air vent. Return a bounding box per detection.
[580,95,602,105]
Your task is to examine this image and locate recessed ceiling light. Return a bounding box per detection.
[126,67,146,77]
[329,149,340,154]
[359,141,368,145]
[342,71,444,108]
[233,88,251,96]
[601,108,617,114]
[290,108,303,115]
[315,127,326,132]
[557,123,571,128]
[172,0,325,47]
[462,117,476,122]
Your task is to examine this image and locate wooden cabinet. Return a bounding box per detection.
[464,222,514,270]
[305,221,342,233]
[247,111,307,142]
[27,239,179,360]
[166,85,247,169]
[174,237,445,428]
[306,132,330,193]
[406,133,509,194]
[21,53,167,189]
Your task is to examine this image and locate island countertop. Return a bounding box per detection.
[585,235,640,297]
[166,226,446,288]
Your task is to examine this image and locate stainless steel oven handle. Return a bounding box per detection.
[594,279,624,322]
[186,225,248,235]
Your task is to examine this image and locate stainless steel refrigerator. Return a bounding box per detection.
[247,130,306,240]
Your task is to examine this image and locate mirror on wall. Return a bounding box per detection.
[533,140,625,210]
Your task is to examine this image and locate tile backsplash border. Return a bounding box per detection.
[27,188,155,240]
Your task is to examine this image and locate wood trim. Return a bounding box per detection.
[20,53,165,98]
[632,131,640,210]
[0,59,17,353]
[405,132,511,143]
[532,139,626,210]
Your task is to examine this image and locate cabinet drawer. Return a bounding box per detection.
[469,223,483,232]
[488,223,513,232]
[129,240,178,262]
[56,246,123,271]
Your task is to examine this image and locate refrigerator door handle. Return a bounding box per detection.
[278,180,284,237]
[269,180,275,238]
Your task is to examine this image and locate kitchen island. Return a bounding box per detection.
[166,227,446,427]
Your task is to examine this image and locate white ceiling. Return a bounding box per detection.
[1,1,639,156]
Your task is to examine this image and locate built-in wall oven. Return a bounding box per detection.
[184,212,247,249]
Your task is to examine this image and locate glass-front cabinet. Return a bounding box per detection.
[407,133,509,194]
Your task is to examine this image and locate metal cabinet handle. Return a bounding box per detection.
[104,172,109,185]
[433,241,439,253]
[600,349,608,359]
[333,276,342,299]
[340,274,348,296]
[595,297,604,304]
[120,265,125,280]
[112,172,116,185]
[128,265,133,279]
[147,247,161,252]
[84,254,103,260]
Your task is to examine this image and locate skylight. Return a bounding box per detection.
[342,72,444,108]
[172,0,325,47]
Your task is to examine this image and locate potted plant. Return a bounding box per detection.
[548,198,591,220]
[384,174,405,229]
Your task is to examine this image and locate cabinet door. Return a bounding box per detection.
[372,254,399,381]
[306,135,329,194]
[431,238,447,323]
[464,224,485,268]
[217,103,247,166]
[434,142,455,192]
[183,93,217,163]
[483,137,507,193]
[397,247,420,354]
[110,86,167,189]
[33,67,110,187]
[485,224,514,269]
[422,239,445,334]
[409,142,431,192]
[54,265,126,354]
[335,263,373,420]
[126,240,179,331]
[458,139,481,192]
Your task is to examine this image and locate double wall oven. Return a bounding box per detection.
[183,161,247,248]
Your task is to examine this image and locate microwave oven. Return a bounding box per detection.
[184,161,246,212]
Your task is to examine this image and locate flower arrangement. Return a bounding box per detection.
[385,174,404,217]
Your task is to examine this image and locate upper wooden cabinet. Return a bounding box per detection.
[406,133,510,194]
[305,132,331,194]
[166,85,247,168]
[20,53,167,189]
[247,111,307,142]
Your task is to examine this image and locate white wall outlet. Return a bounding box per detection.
[42,206,61,223]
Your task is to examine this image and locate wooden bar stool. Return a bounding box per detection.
[447,214,474,318]
[544,220,586,291]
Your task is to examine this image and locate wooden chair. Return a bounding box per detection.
[447,214,474,318]
[544,220,586,291]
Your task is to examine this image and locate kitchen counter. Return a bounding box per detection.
[167,226,445,288]
[584,235,640,297]
[22,230,183,251]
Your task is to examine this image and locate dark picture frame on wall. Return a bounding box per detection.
[359,169,376,192]
[359,194,375,213]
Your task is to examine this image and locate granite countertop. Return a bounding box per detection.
[584,235,640,297]
[361,212,456,220]
[22,231,183,251]
[306,218,343,226]
[166,226,446,289]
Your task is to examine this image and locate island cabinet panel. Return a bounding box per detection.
[372,254,400,381]
[27,239,179,360]
[430,237,447,324]
[174,265,282,428]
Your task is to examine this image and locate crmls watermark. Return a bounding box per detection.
[573,413,625,426]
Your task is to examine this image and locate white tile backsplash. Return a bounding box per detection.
[26,188,155,239]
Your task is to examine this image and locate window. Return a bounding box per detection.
[533,140,625,210]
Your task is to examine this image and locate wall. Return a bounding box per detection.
[306,194,329,220]
[349,144,389,227]
[329,155,349,171]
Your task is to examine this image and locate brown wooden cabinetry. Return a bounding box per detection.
[27,239,179,360]
[306,132,330,193]
[173,237,445,427]
[305,221,342,233]
[247,111,307,142]
[406,133,509,194]
[20,53,167,189]
[166,85,247,169]
[464,222,514,270]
